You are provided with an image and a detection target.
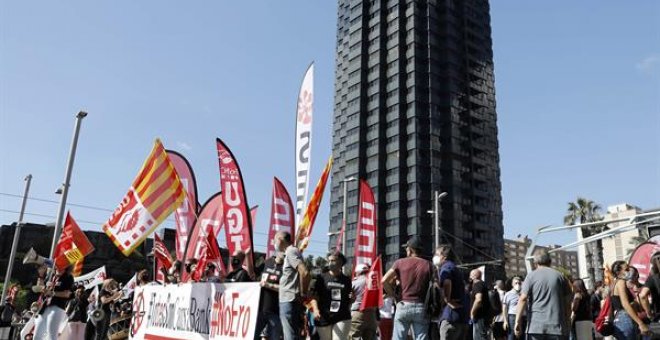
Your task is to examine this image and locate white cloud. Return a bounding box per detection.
[176,141,192,151]
[635,54,660,74]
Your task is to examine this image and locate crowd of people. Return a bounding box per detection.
[3,231,659,340]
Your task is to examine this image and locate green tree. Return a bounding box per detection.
[314,256,328,270]
[304,255,315,271]
[564,197,605,284]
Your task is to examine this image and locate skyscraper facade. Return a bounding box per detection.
[329,0,504,268]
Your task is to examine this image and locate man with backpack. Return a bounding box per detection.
[469,268,491,340]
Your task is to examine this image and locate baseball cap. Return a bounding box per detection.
[402,235,423,250]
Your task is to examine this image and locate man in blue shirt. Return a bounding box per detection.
[434,244,468,340]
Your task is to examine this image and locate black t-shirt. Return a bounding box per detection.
[470,281,489,320]
[260,257,283,314]
[50,273,74,310]
[226,268,251,283]
[100,289,114,315]
[645,273,660,316]
[311,272,352,327]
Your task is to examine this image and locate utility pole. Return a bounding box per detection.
[49,111,87,259]
[0,175,32,306]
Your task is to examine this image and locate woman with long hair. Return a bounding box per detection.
[610,260,649,338]
[570,279,592,340]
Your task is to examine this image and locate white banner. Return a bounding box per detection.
[129,282,261,340]
[74,266,106,289]
[295,63,314,227]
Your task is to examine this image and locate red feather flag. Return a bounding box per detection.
[267,177,295,258]
[359,256,384,311]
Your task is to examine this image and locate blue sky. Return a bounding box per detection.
[1,1,658,259]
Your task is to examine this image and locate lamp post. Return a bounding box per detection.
[0,175,32,306]
[340,177,357,255]
[49,111,87,259]
[427,191,448,249]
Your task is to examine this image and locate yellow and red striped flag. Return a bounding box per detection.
[103,139,186,256]
[296,157,333,251]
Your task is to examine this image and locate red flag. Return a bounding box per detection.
[359,256,384,311]
[153,233,173,270]
[192,227,226,281]
[336,223,344,251]
[184,193,223,281]
[54,212,95,270]
[296,157,333,251]
[267,178,295,258]
[167,150,199,262]
[216,138,254,263]
[353,180,378,277]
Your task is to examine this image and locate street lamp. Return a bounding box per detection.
[427,191,448,249]
[340,177,357,255]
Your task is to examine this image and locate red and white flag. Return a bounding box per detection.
[267,177,295,258]
[360,256,384,311]
[103,139,186,256]
[166,150,199,262]
[353,180,378,276]
[216,138,254,263]
[54,212,94,270]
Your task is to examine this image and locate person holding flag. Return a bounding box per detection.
[275,231,310,340]
[32,264,74,340]
[350,263,378,340]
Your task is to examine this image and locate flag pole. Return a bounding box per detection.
[49,111,87,259]
[0,174,32,306]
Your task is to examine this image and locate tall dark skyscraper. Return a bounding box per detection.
[329,0,504,268]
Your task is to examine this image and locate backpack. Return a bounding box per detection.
[424,262,442,318]
[595,287,615,336]
[487,289,502,319]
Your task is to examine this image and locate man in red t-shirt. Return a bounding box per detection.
[382,236,433,340]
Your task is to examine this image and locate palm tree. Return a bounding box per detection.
[627,229,650,256]
[564,197,605,284]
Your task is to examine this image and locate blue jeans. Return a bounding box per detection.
[392,301,429,340]
[260,310,282,340]
[280,301,303,340]
[473,318,490,340]
[507,314,526,340]
[613,310,638,340]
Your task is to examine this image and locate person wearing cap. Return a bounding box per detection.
[350,262,378,340]
[382,235,433,340]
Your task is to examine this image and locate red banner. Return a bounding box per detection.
[154,233,173,270]
[353,179,378,276]
[54,212,95,270]
[267,178,295,258]
[360,256,384,311]
[184,192,223,281]
[167,150,199,262]
[628,236,660,284]
[216,138,254,261]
